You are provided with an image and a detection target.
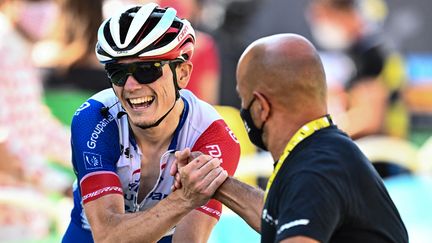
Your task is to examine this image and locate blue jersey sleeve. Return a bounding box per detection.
[71,99,121,183]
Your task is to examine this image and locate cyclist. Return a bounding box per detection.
[62,3,240,242]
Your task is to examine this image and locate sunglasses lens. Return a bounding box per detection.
[133,63,163,84]
[105,65,128,86]
[110,70,128,86]
[105,61,168,86]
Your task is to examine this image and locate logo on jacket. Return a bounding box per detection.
[83,152,103,170]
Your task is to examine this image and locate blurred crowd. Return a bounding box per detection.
[0,0,431,241]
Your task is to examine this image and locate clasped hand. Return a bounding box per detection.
[169,148,227,209]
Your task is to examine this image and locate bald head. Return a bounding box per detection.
[236,33,327,114]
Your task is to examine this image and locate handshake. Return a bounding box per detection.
[169,148,228,210]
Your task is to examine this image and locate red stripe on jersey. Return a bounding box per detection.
[196,199,222,220]
[132,169,141,175]
[192,119,240,220]
[192,119,240,176]
[80,171,123,204]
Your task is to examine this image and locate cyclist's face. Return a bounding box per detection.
[112,58,178,128]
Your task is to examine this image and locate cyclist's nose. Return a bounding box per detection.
[123,74,141,91]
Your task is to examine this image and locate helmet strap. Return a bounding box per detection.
[169,62,181,100]
[137,62,180,130]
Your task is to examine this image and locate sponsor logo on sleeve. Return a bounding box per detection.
[82,186,123,202]
[226,126,239,143]
[200,205,221,218]
[206,144,222,163]
[87,114,115,149]
[83,152,103,170]
[74,102,91,116]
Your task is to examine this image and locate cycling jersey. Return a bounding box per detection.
[63,89,240,242]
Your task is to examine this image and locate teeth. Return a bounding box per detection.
[129,96,153,105]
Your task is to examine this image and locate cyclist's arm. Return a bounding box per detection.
[84,155,226,243]
[171,119,241,242]
[85,190,192,242]
[172,209,217,243]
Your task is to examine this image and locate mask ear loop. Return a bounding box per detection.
[253,91,271,129]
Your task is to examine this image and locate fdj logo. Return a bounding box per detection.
[83,152,103,170]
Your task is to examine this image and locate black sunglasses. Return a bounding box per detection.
[104,60,181,86]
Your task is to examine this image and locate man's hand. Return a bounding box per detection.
[178,154,227,209]
[170,148,202,191]
[170,148,228,209]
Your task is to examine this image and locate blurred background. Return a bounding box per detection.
[1,0,431,242]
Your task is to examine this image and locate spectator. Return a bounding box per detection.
[306,0,408,139]
[213,0,261,109]
[0,0,72,191]
[33,0,110,93]
[0,0,73,240]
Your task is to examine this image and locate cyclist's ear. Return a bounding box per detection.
[176,61,193,89]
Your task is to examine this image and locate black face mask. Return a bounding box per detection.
[240,97,268,151]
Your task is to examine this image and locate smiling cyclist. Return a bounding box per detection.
[61,3,240,243]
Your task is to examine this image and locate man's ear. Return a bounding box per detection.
[253,91,271,122]
[176,61,193,89]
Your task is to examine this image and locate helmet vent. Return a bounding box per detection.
[152,22,182,49]
[119,10,137,45]
[132,17,161,46]
[103,20,116,49]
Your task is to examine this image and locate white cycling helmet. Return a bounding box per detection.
[96,2,196,63]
